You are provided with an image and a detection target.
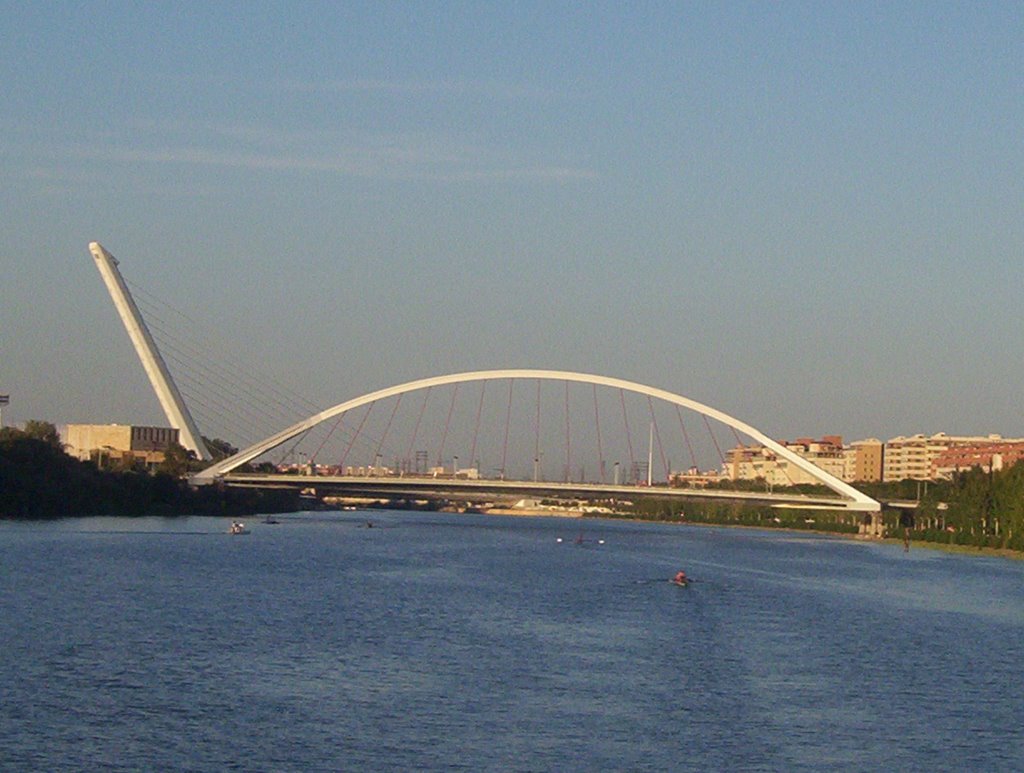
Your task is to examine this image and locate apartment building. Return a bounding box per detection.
[882,433,1024,482]
[931,441,1024,479]
[724,436,847,486]
[844,438,883,482]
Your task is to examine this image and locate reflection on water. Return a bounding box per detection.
[2,513,1022,771]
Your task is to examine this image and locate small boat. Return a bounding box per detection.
[262,516,280,525]
[229,521,250,535]
[672,578,689,587]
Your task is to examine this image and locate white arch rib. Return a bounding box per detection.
[191,369,880,511]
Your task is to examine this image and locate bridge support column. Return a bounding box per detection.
[858,512,884,539]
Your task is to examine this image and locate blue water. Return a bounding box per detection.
[2,512,1022,771]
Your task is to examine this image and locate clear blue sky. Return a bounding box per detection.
[2,1,1023,444]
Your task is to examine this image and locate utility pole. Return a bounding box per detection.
[647,422,654,486]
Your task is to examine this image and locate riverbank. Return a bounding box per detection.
[574,509,1024,562]
[883,536,1024,561]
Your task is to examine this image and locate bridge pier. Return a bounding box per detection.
[858,511,885,539]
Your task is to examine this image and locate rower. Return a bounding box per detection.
[673,570,688,584]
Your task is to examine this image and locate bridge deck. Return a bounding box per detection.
[217,473,879,511]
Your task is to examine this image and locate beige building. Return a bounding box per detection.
[725,436,886,485]
[844,439,883,482]
[882,433,1024,482]
[724,436,846,486]
[723,431,1024,486]
[63,424,180,469]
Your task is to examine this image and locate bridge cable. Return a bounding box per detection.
[564,381,572,482]
[729,426,745,449]
[593,384,606,484]
[308,415,345,466]
[436,384,459,469]
[702,414,726,467]
[128,282,413,469]
[152,344,283,445]
[620,389,637,481]
[338,402,375,471]
[675,405,699,472]
[276,427,313,468]
[534,379,541,477]
[468,381,486,476]
[373,393,403,469]
[134,295,373,464]
[647,396,670,482]
[130,283,386,460]
[140,312,305,438]
[406,387,431,474]
[128,281,324,416]
[500,379,513,479]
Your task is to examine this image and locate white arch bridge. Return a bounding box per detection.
[190,369,881,517]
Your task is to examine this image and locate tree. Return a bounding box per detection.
[23,419,62,448]
[202,436,238,461]
[158,442,192,478]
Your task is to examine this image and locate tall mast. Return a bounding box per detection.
[89,242,211,461]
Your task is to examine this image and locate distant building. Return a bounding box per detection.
[724,436,886,485]
[723,431,1024,485]
[724,436,846,486]
[931,441,1024,480]
[882,433,1024,482]
[668,467,723,488]
[845,439,883,482]
[63,424,180,469]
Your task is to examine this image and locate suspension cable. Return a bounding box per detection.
[406,387,431,473]
[564,381,572,483]
[468,381,486,475]
[703,414,726,467]
[339,402,375,471]
[675,405,698,471]
[500,379,513,479]
[436,384,459,469]
[647,395,670,482]
[620,389,636,479]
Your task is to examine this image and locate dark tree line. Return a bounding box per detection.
[0,422,296,519]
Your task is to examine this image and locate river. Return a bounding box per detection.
[2,512,1022,771]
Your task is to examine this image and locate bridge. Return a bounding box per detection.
[209,472,881,512]
[89,242,884,533]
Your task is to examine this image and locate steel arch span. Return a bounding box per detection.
[190,369,880,512]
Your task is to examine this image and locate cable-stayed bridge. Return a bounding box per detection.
[89,242,883,530]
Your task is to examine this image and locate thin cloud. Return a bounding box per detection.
[63,134,596,182]
[274,77,555,101]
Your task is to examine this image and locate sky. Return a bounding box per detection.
[2,1,1024,448]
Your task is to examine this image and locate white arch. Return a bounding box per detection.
[191,369,880,511]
